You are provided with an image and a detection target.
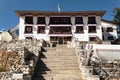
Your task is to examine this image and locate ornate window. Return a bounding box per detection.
[75,26,84,33]
[88,26,96,33]
[25,16,33,24]
[75,17,83,24]
[37,26,45,33]
[37,17,45,24]
[50,17,71,24]
[88,17,96,24]
[24,26,33,33]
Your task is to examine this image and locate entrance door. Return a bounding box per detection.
[58,37,63,44]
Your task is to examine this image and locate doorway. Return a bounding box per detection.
[58,37,64,44]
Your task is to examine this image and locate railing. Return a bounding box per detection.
[49,31,72,34]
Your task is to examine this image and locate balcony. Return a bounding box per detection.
[49,26,72,34]
[49,31,72,34]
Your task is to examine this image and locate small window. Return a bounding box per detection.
[26,37,33,40]
[88,17,96,24]
[75,17,83,24]
[75,26,84,33]
[89,37,96,41]
[107,36,114,40]
[25,16,33,24]
[106,27,113,32]
[37,17,45,24]
[88,26,96,33]
[24,26,33,33]
[37,26,45,33]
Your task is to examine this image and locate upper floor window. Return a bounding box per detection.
[24,26,33,33]
[106,27,113,32]
[37,17,45,24]
[37,26,45,33]
[88,17,96,24]
[75,17,83,24]
[75,26,84,33]
[50,17,71,24]
[88,26,96,33]
[25,16,33,24]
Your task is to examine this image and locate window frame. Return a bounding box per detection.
[37,26,45,34]
[25,16,33,24]
[88,17,96,24]
[88,26,96,33]
[75,26,84,33]
[24,26,33,34]
[37,17,46,24]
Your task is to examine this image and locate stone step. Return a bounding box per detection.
[42,51,75,55]
[32,76,81,80]
[35,70,81,75]
[40,56,77,59]
[39,66,79,70]
[32,73,82,80]
[32,46,83,80]
[40,54,76,57]
[36,63,79,67]
[43,47,56,51]
[40,59,78,62]
[32,76,52,80]
[41,60,78,63]
[40,58,77,61]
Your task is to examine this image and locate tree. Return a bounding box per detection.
[112,8,120,33]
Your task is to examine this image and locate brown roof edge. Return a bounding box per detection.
[15,10,106,17]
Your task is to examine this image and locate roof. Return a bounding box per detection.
[15,10,106,16]
[102,19,116,24]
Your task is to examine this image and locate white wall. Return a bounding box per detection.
[101,21,118,41]
[19,16,25,39]
[86,44,120,62]
[19,15,118,43]
[19,15,50,41]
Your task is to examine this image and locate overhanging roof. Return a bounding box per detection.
[15,10,106,17]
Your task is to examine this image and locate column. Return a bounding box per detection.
[96,16,102,40]
[96,16,101,26]
[45,16,50,26]
[83,16,88,27]
[33,16,37,37]
[45,16,50,36]
[71,16,75,35]
[83,16,88,32]
[83,16,88,41]
[33,16,37,25]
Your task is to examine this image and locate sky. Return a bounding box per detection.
[0,0,120,30]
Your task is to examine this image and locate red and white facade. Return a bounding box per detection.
[16,11,118,44]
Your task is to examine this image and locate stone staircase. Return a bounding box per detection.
[32,45,83,80]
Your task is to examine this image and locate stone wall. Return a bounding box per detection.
[75,41,120,80]
[0,39,42,80]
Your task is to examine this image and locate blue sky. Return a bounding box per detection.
[0,0,120,30]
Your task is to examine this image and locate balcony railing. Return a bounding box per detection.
[49,31,72,34]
